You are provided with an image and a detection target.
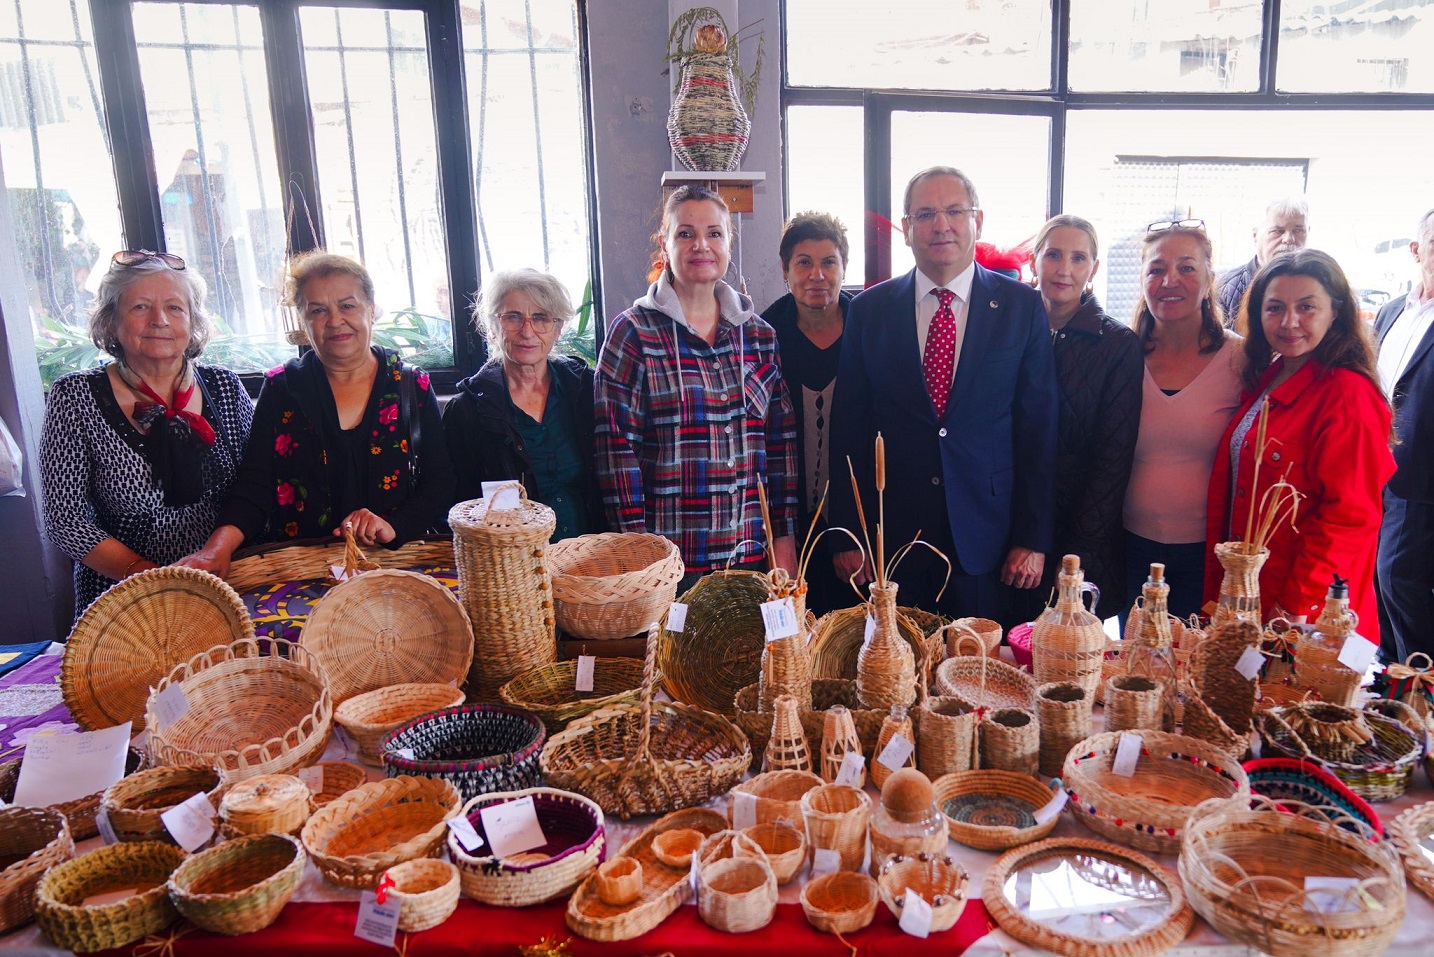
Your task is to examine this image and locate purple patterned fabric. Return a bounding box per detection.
[0,655,75,755]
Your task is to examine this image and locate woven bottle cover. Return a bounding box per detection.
[857,582,916,710]
[758,570,814,714]
[1212,541,1268,626]
[1030,555,1105,694]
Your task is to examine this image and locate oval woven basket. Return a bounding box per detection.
[226,535,453,592]
[1181,795,1404,957]
[299,569,473,703]
[0,807,73,934]
[167,832,306,935]
[383,857,460,932]
[35,840,186,953]
[334,683,467,766]
[499,657,646,733]
[1257,700,1422,802]
[380,704,546,802]
[0,747,145,843]
[62,566,254,732]
[933,651,1037,712]
[933,769,1063,851]
[300,775,461,889]
[448,787,606,906]
[144,637,333,783]
[877,852,970,933]
[100,764,227,844]
[1390,801,1434,901]
[1063,729,1250,855]
[800,870,879,934]
[547,532,684,640]
[1243,757,1383,837]
[657,570,768,714]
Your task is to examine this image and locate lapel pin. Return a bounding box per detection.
[989,300,998,309]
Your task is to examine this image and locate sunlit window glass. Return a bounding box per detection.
[1069,0,1263,93]
[786,105,864,285]
[1278,0,1434,93]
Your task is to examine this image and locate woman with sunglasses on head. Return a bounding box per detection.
[1122,220,1245,619]
[179,251,454,579]
[442,268,603,541]
[39,250,253,619]
[1203,250,1393,638]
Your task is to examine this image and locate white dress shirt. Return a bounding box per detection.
[914,262,975,395]
[1378,287,1434,400]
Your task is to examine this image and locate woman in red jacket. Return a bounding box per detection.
[1204,249,1394,642]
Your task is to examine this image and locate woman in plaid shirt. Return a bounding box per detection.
[594,185,799,581]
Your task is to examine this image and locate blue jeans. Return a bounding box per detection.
[1122,531,1208,625]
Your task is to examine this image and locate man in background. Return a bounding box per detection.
[1218,197,1310,326]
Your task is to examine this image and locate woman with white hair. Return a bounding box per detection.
[39,250,253,618]
[442,268,603,540]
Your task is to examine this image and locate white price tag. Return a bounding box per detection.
[355,889,400,947]
[899,888,934,938]
[876,733,915,772]
[481,480,521,511]
[1032,788,1069,825]
[396,747,416,761]
[297,765,324,793]
[834,750,866,787]
[732,790,757,830]
[479,794,548,859]
[1337,635,1378,675]
[667,602,689,634]
[447,815,486,853]
[95,806,118,845]
[1250,729,1263,759]
[811,847,841,878]
[761,597,799,642]
[862,615,876,650]
[328,564,352,582]
[687,851,700,904]
[1234,646,1265,681]
[151,683,190,731]
[160,791,215,852]
[1305,876,1361,913]
[575,655,596,693]
[1111,732,1142,777]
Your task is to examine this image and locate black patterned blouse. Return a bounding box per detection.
[40,364,254,619]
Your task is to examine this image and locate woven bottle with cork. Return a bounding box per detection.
[1125,563,1178,731]
[870,704,915,788]
[1030,555,1106,694]
[820,705,864,786]
[1295,576,1364,707]
[854,436,920,710]
[867,768,945,877]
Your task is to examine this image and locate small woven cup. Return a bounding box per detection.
[384,858,460,933]
[652,827,705,869]
[1105,675,1165,734]
[801,870,879,934]
[801,784,872,873]
[1036,681,1092,778]
[595,857,643,906]
[742,821,807,885]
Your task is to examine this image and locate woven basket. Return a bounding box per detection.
[565,807,727,942]
[695,829,777,933]
[541,626,751,819]
[1257,701,1421,802]
[595,858,643,906]
[1036,681,1092,778]
[1181,794,1403,957]
[1377,652,1434,721]
[167,832,305,935]
[62,566,254,733]
[949,617,1001,657]
[100,764,226,844]
[980,707,1039,776]
[499,657,645,733]
[300,775,461,888]
[35,840,186,952]
[857,582,918,710]
[380,704,546,802]
[801,783,872,873]
[877,852,970,933]
[729,769,823,833]
[914,695,978,779]
[547,532,684,640]
[1063,729,1250,854]
[383,858,460,932]
[731,679,883,771]
[1390,801,1434,901]
[1211,541,1268,624]
[450,492,557,700]
[227,535,452,592]
[933,769,1063,851]
[741,821,806,884]
[933,651,1037,712]
[0,747,145,843]
[1179,676,1251,762]
[1295,633,1363,708]
[651,827,706,868]
[808,605,929,682]
[448,787,605,906]
[1106,675,1165,733]
[300,569,473,703]
[308,761,368,808]
[1243,757,1382,837]
[334,683,466,765]
[800,870,879,934]
[1191,618,1260,735]
[219,773,312,838]
[0,807,72,933]
[657,570,768,714]
[668,52,750,171]
[145,637,332,783]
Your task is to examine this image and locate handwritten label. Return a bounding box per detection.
[95,806,118,845]
[899,888,934,938]
[1234,646,1265,681]
[761,597,799,642]
[1111,732,1142,777]
[297,766,324,793]
[667,602,689,633]
[575,655,596,693]
[151,683,190,731]
[1033,788,1069,825]
[160,791,215,852]
[1304,876,1361,913]
[1337,635,1378,675]
[481,480,521,511]
[479,794,548,858]
[354,889,400,947]
[876,733,915,772]
[447,815,485,853]
[834,751,866,787]
[811,847,841,878]
[13,721,131,809]
[732,790,757,830]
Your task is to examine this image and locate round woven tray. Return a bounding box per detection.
[334,683,467,766]
[384,857,460,932]
[0,747,145,843]
[300,775,461,889]
[933,769,1063,851]
[877,852,970,933]
[167,832,306,935]
[226,535,453,592]
[100,764,227,844]
[380,704,546,802]
[800,870,879,934]
[657,570,768,713]
[145,637,333,783]
[35,840,186,952]
[448,787,606,906]
[499,657,646,733]
[1390,801,1434,901]
[299,569,473,703]
[808,605,934,682]
[0,806,73,934]
[62,566,254,732]
[547,532,684,640]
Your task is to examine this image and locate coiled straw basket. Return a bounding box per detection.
[166,832,306,935]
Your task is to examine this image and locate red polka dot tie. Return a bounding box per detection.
[925,288,957,418]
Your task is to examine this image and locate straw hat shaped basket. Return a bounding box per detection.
[144,637,333,783]
[657,570,769,713]
[334,683,467,766]
[166,832,306,935]
[541,625,751,819]
[499,657,646,733]
[62,566,254,733]
[0,807,72,934]
[0,747,146,842]
[35,840,187,953]
[546,532,684,640]
[447,787,606,906]
[380,704,546,802]
[300,775,461,889]
[299,568,473,703]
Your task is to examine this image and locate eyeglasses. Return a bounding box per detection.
[908,206,980,226]
[497,311,559,333]
[112,249,186,270]
[1146,219,1206,235]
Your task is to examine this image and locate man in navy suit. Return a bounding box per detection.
[1375,206,1434,663]
[830,167,1057,621]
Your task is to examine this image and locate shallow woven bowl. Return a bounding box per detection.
[35,841,186,953]
[877,852,971,933]
[300,775,461,889]
[933,769,1063,851]
[651,827,705,868]
[0,807,73,933]
[499,657,646,733]
[448,787,606,906]
[381,704,546,802]
[100,764,227,845]
[334,682,466,765]
[1243,757,1383,837]
[741,821,807,884]
[547,532,684,640]
[144,637,333,783]
[384,858,460,932]
[800,870,879,934]
[934,653,1038,711]
[167,832,306,935]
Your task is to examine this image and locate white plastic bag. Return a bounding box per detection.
[0,416,23,497]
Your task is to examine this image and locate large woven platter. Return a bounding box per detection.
[62,567,254,732]
[657,570,768,713]
[299,569,473,702]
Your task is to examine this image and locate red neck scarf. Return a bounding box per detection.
[126,366,217,447]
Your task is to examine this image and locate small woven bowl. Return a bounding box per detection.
[0,807,73,934]
[595,857,643,906]
[652,827,705,869]
[100,764,226,845]
[384,858,459,932]
[167,833,305,935]
[801,870,879,934]
[741,821,807,885]
[948,617,1002,657]
[35,841,186,952]
[933,769,1063,851]
[334,683,466,766]
[306,761,369,808]
[877,852,971,933]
